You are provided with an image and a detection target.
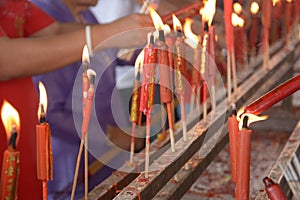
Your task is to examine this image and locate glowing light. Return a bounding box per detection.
[183,18,199,49]
[272,0,280,6]
[286,0,292,3]
[82,45,90,64]
[201,0,216,26]
[38,82,48,119]
[250,2,259,14]
[149,7,164,30]
[135,50,144,76]
[232,13,245,27]
[172,14,182,31]
[87,69,96,80]
[233,2,242,14]
[1,100,20,140]
[239,113,268,130]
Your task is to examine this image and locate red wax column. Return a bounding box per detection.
[228,108,239,183]
[224,0,234,53]
[262,0,272,69]
[249,9,259,57]
[36,123,53,181]
[174,30,188,140]
[235,116,252,200]
[271,1,282,43]
[81,73,96,138]
[285,0,292,46]
[244,75,300,115]
[139,34,157,178]
[82,46,90,118]
[0,129,19,200]
[263,177,288,200]
[234,26,246,65]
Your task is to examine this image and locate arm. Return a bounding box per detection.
[0,14,153,81]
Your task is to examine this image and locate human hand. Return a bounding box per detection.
[97,14,155,49]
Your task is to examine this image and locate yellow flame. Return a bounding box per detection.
[201,0,216,26]
[38,82,48,119]
[250,2,259,14]
[82,45,90,64]
[272,0,280,5]
[149,7,164,30]
[232,13,245,27]
[239,113,268,130]
[233,2,242,14]
[172,14,182,31]
[286,0,292,3]
[135,50,144,77]
[215,34,218,42]
[184,18,199,49]
[1,100,20,140]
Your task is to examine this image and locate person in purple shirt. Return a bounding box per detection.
[31,0,145,199]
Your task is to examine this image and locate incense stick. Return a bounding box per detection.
[71,140,84,200]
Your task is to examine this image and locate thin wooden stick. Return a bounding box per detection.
[43,180,47,200]
[130,122,136,164]
[84,135,88,200]
[227,52,232,100]
[71,140,84,200]
[231,48,238,93]
[180,95,187,142]
[145,114,151,179]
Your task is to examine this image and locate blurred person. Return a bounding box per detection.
[0,0,153,199]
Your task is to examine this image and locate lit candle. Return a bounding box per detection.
[173,14,188,141]
[235,114,268,200]
[0,100,20,200]
[36,82,53,200]
[129,51,143,164]
[228,104,239,183]
[183,18,201,115]
[232,12,246,67]
[139,33,157,179]
[249,2,260,60]
[243,75,300,115]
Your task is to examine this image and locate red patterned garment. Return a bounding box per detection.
[0,1,54,199]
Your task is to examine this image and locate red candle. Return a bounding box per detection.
[0,134,19,200]
[263,177,288,200]
[244,75,300,115]
[235,116,252,200]
[224,0,234,53]
[81,70,96,138]
[139,35,157,115]
[262,0,272,69]
[228,109,239,183]
[0,101,20,200]
[82,45,90,118]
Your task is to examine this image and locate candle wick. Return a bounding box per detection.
[231,103,237,116]
[176,29,183,38]
[204,22,209,32]
[158,30,165,42]
[40,104,46,124]
[242,116,249,129]
[9,126,18,150]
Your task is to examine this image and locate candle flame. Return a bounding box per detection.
[149,7,164,30]
[233,2,242,15]
[272,0,280,6]
[135,50,144,77]
[184,18,199,49]
[201,0,216,26]
[172,14,182,31]
[82,45,90,64]
[232,13,245,27]
[250,2,259,14]
[1,100,20,140]
[286,0,292,3]
[238,113,268,130]
[87,69,97,79]
[38,82,48,119]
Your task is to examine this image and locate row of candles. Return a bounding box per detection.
[0,82,53,200]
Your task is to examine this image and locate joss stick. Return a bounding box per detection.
[157,30,176,150]
[209,25,216,112]
[129,55,142,164]
[139,34,157,179]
